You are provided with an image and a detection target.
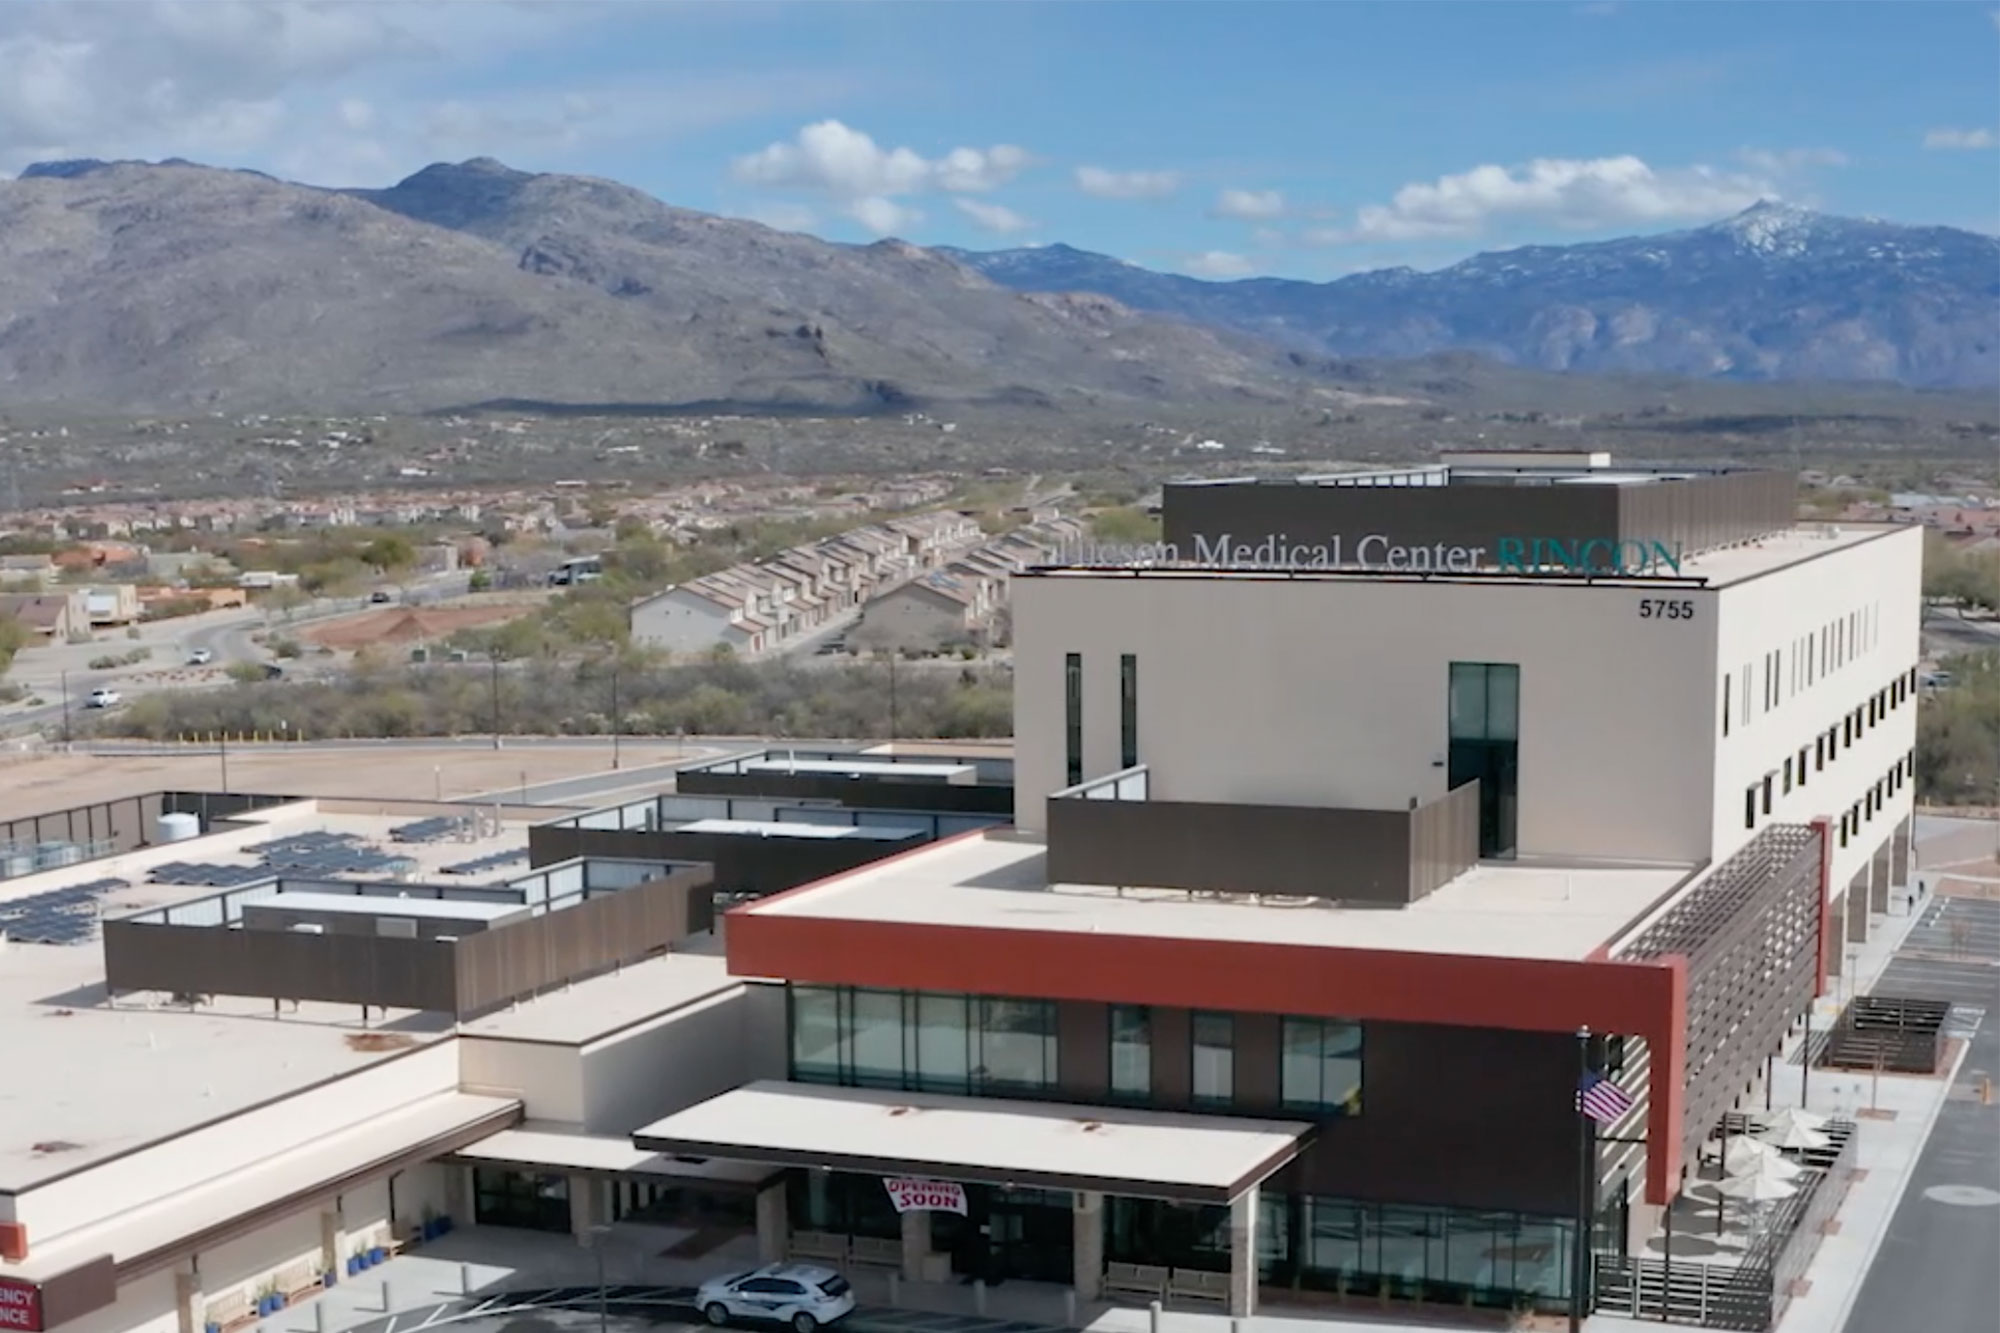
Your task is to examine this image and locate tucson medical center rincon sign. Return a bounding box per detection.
[1056,533,1686,577]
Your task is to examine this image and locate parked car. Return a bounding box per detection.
[187,648,213,666]
[262,663,285,679]
[369,589,394,604]
[85,687,120,709]
[697,1264,854,1333]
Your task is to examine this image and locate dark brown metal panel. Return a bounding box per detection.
[1234,1011,1282,1112]
[675,771,1013,815]
[102,919,459,1011]
[1408,780,1479,901]
[1150,1006,1192,1107]
[1057,1000,1109,1100]
[1273,1021,1579,1215]
[1162,483,1623,556]
[1047,795,1473,905]
[33,1255,117,1331]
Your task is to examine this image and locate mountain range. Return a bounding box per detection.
[942,204,2000,391]
[0,156,1992,417]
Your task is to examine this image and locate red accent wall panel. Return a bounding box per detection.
[729,910,1689,1203]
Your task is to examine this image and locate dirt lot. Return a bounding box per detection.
[0,741,697,814]
[302,604,531,651]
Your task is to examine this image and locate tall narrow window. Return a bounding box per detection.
[1119,652,1139,770]
[1722,674,1732,738]
[1280,1017,1364,1116]
[1448,662,1521,858]
[1109,1005,1150,1102]
[1064,652,1083,787]
[1191,1013,1234,1108]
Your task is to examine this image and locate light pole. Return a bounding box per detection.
[488,651,502,750]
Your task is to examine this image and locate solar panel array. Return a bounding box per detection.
[391,816,469,844]
[441,848,529,876]
[241,830,417,876]
[150,862,275,888]
[0,878,129,945]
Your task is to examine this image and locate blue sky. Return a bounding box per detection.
[1,0,1995,278]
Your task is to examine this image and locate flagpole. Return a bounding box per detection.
[1571,1025,1594,1333]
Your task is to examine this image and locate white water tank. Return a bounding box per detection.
[156,812,201,844]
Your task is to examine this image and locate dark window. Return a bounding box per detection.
[1280,1017,1364,1116]
[1119,653,1139,770]
[1783,756,1793,794]
[1798,747,1809,788]
[1110,1004,1151,1101]
[1762,774,1774,816]
[1722,674,1732,737]
[788,985,1057,1097]
[474,1168,572,1233]
[1064,652,1083,787]
[1448,662,1520,858]
[1745,786,1758,830]
[1191,1012,1234,1107]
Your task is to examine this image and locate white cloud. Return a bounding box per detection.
[1074,165,1182,200]
[954,197,1031,234]
[1925,127,1997,151]
[1183,250,1256,278]
[1311,155,1776,244]
[846,195,921,236]
[1213,188,1285,220]
[0,2,857,185]
[732,120,1029,202]
[1736,146,1847,173]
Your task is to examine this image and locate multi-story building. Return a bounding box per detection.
[633,458,1920,1321]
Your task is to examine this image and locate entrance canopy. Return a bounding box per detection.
[631,1081,1313,1204]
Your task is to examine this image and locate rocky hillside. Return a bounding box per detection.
[0,158,1306,414]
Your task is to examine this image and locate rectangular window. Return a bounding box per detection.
[1191,1012,1234,1107]
[1745,786,1758,830]
[1064,652,1083,787]
[1119,653,1139,770]
[1783,756,1793,794]
[1281,1017,1364,1116]
[1762,774,1774,816]
[1722,674,1731,738]
[790,985,846,1084]
[915,992,970,1093]
[977,996,1057,1092]
[1109,1004,1151,1102]
[1448,662,1521,858]
[1815,735,1826,770]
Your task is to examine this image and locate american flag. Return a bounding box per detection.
[1578,1071,1636,1124]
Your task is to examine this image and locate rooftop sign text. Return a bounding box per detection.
[1056,533,1685,577]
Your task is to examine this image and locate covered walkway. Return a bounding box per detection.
[631,1081,1317,1317]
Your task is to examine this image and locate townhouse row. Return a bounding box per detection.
[628,511,983,657]
[853,516,1088,651]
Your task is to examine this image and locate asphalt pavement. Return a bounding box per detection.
[1840,895,2000,1333]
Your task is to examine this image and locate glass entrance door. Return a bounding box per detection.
[990,1189,1074,1284]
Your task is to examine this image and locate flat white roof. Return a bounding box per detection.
[740,759,975,779]
[457,943,741,1046]
[245,891,528,923]
[633,1080,1311,1203]
[747,832,1693,962]
[676,818,924,841]
[13,1092,515,1280]
[454,1123,781,1187]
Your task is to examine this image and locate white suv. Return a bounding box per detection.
[697,1264,854,1333]
[85,687,121,709]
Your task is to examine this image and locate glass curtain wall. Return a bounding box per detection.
[1448,662,1521,858]
[1109,1004,1151,1101]
[1263,1194,1574,1312]
[790,985,1058,1096]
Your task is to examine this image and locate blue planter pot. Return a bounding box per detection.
[322,1272,337,1289]
[368,1248,386,1266]
[435,1216,453,1235]
[346,1258,361,1277]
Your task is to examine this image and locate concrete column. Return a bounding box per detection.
[1072,1192,1105,1302]
[1826,894,1845,977]
[1847,871,1869,943]
[1871,840,1892,913]
[446,1166,473,1227]
[755,1182,789,1264]
[319,1205,349,1282]
[568,1174,606,1236]
[900,1208,929,1283]
[1892,816,1911,886]
[174,1266,203,1333]
[1227,1187,1257,1318]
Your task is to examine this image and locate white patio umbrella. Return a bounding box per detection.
[1752,1106,1829,1140]
[1754,1118,1830,1152]
[1722,1136,1800,1178]
[1716,1165,1800,1203]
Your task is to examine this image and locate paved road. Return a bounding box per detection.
[462,758,729,807]
[341,1285,1057,1333]
[1841,895,2000,1333]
